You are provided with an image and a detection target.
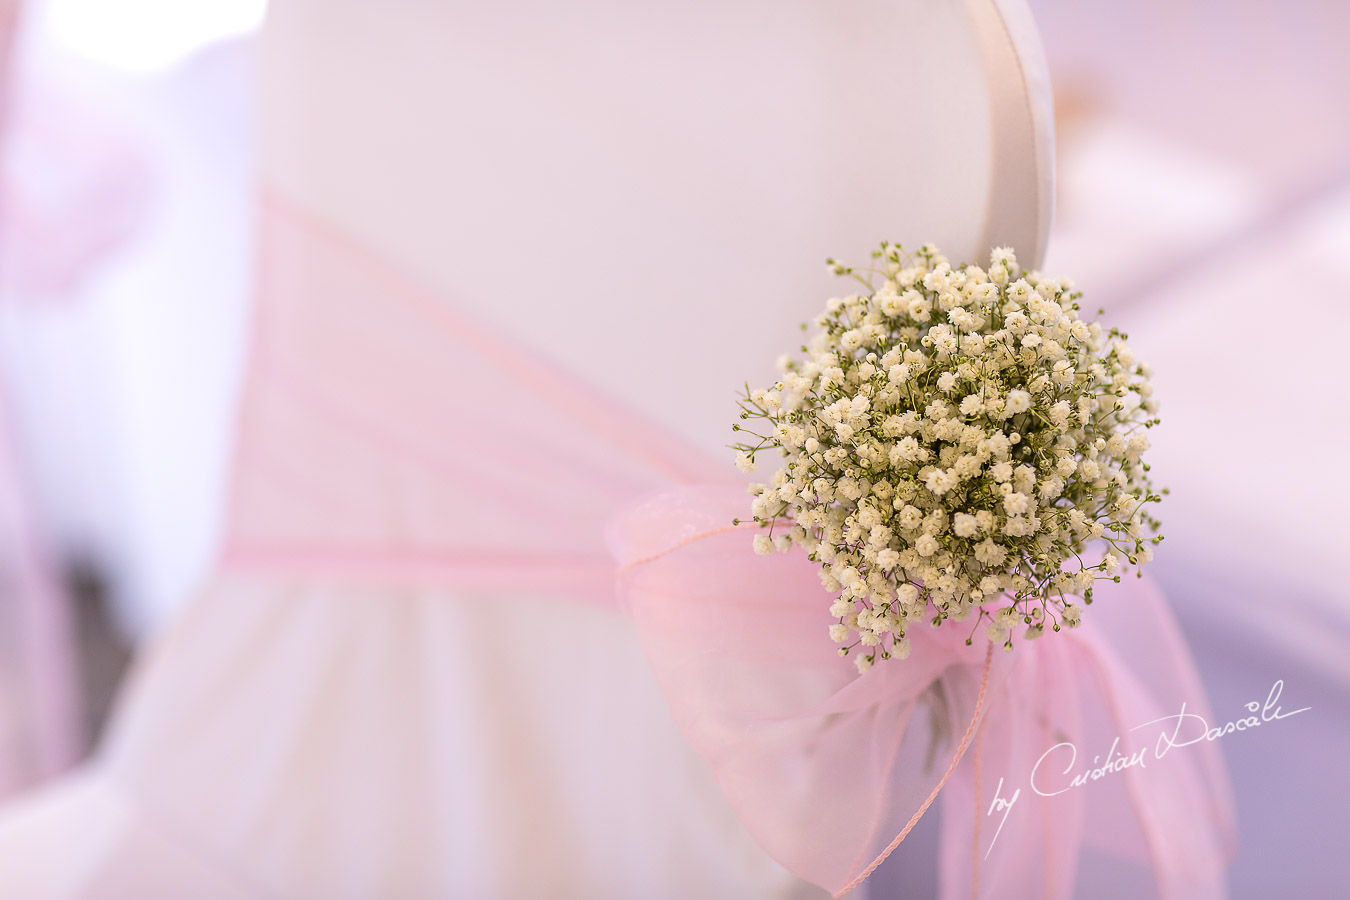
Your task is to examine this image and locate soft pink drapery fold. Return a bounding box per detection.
[0,0,82,798]
[0,0,150,303]
[0,189,1231,896]
[225,197,1234,897]
[609,484,1236,898]
[0,399,81,797]
[0,83,152,301]
[112,193,812,897]
[937,571,1236,900]
[222,191,724,601]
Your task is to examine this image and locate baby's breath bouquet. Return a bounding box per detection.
[732,244,1163,673]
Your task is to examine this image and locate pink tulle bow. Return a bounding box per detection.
[607,484,1236,899]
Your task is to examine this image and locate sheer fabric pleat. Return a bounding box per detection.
[610,485,1234,898]
[0,0,83,801]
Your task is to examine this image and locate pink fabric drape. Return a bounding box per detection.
[222,191,724,596]
[0,400,81,796]
[0,2,1233,893]
[0,182,1236,897]
[0,0,82,800]
[32,192,811,898]
[216,194,1234,897]
[610,485,1235,898]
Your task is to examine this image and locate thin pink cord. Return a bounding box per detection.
[834,641,996,899]
[618,521,755,571]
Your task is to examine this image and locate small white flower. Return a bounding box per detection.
[974,538,1007,566]
[953,513,979,538]
[1038,476,1064,500]
[953,454,983,479]
[753,534,774,556]
[892,437,928,466]
[959,394,984,416]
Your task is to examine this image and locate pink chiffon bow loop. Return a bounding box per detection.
[608,485,1237,899]
[940,575,1237,900]
[938,632,1087,900]
[608,484,1015,896]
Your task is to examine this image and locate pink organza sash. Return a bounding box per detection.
[0,1,88,797]
[223,193,1234,898]
[0,395,81,796]
[221,191,721,604]
[609,485,1234,898]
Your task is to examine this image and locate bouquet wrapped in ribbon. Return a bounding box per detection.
[611,245,1234,899]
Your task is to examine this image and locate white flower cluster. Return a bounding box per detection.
[732,244,1163,673]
